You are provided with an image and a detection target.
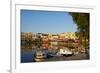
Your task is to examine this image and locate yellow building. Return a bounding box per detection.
[59,32,78,40]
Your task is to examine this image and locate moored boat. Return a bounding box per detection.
[34,49,47,62]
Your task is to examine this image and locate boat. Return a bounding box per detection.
[34,49,47,62]
[58,48,73,56]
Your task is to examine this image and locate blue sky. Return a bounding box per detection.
[21,10,77,34]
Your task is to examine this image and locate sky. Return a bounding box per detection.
[21,10,77,34]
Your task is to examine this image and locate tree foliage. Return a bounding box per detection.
[70,13,90,48]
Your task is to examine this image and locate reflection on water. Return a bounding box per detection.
[21,51,36,63]
[21,48,89,63]
[21,39,85,63]
[21,47,58,63]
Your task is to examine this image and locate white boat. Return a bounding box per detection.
[34,50,47,62]
[58,48,73,56]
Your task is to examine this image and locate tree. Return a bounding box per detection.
[70,13,90,48]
